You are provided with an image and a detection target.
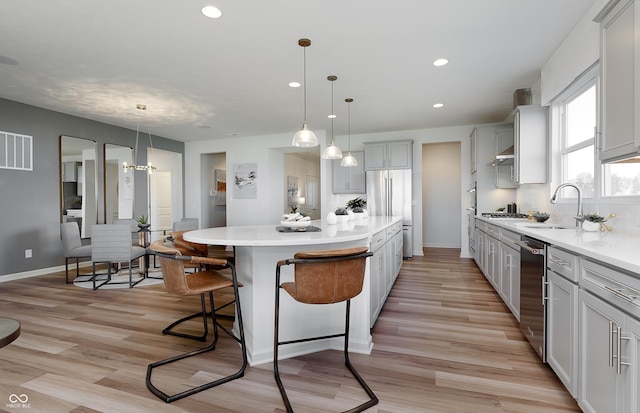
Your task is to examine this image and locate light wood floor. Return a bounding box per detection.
[0,248,581,413]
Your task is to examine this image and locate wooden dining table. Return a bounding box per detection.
[0,318,20,348]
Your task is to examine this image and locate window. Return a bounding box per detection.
[554,69,596,199]
[552,63,640,200]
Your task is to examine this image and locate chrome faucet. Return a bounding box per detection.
[550,183,583,227]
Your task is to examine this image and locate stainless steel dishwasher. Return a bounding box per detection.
[516,235,547,362]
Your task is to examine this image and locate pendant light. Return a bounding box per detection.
[321,75,343,159]
[292,38,318,147]
[341,98,358,167]
[123,104,157,174]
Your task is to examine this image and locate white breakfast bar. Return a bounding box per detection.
[184,216,403,366]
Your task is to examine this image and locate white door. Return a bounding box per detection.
[149,171,172,234]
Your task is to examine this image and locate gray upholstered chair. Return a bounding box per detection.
[90,224,146,290]
[60,221,92,283]
[273,246,377,413]
[113,218,139,245]
[172,218,199,232]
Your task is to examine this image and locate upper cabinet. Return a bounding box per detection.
[332,151,365,194]
[364,140,413,170]
[594,0,640,162]
[493,127,517,189]
[512,105,548,184]
[470,128,477,174]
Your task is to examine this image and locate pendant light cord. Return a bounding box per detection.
[303,45,307,122]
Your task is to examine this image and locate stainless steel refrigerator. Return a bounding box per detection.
[366,169,413,258]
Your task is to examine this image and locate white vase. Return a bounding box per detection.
[582,221,601,232]
[347,210,355,221]
[326,212,337,225]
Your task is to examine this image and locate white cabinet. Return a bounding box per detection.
[62,161,80,182]
[332,151,365,193]
[546,247,580,398]
[493,127,517,189]
[579,290,627,413]
[470,127,477,174]
[369,222,403,327]
[578,258,640,413]
[512,105,548,184]
[364,140,412,170]
[499,229,520,320]
[485,224,500,289]
[594,0,640,162]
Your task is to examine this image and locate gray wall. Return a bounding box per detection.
[0,98,184,277]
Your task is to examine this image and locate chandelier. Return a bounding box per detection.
[123,104,156,174]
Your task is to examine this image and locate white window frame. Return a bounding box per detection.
[550,64,598,200]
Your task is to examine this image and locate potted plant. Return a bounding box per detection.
[582,213,606,232]
[136,215,150,230]
[335,207,349,223]
[346,197,367,219]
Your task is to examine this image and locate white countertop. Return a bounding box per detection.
[477,216,640,275]
[184,216,402,247]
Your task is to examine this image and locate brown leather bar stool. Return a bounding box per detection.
[147,240,247,403]
[274,246,378,413]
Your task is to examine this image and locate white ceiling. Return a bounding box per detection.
[0,0,596,143]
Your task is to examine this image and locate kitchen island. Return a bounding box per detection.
[184,216,403,366]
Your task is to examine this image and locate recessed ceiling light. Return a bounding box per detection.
[289,81,301,88]
[433,103,444,108]
[202,6,222,18]
[433,58,449,67]
[328,114,336,119]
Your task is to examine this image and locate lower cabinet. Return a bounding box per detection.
[547,270,578,397]
[579,290,638,413]
[499,241,520,321]
[369,222,403,327]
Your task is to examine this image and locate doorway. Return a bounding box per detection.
[422,142,461,248]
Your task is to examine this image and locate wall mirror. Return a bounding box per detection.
[59,135,98,238]
[104,143,134,224]
[283,148,321,218]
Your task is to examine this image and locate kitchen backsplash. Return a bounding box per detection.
[516,184,640,235]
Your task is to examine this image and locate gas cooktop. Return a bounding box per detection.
[481,212,528,219]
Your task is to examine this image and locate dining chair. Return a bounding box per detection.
[90,224,147,289]
[172,218,198,232]
[273,246,378,413]
[60,221,92,283]
[146,240,247,403]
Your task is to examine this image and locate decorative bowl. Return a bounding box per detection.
[280,220,311,229]
[533,212,550,223]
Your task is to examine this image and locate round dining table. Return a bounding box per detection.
[0,318,20,348]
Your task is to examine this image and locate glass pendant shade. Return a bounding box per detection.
[341,152,358,167]
[292,122,318,147]
[322,142,343,159]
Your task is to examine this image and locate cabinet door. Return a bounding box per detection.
[624,316,640,413]
[470,128,477,174]
[514,106,548,184]
[364,143,386,170]
[487,235,499,289]
[596,0,638,162]
[332,152,364,193]
[499,243,520,320]
[579,290,625,413]
[369,248,383,326]
[387,141,412,169]
[547,271,578,397]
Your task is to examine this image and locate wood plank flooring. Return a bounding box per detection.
[0,248,581,412]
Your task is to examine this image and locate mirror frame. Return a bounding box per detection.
[59,135,98,238]
[104,143,135,224]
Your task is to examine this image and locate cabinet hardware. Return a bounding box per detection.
[603,285,638,302]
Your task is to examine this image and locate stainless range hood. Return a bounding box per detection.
[490,145,514,166]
